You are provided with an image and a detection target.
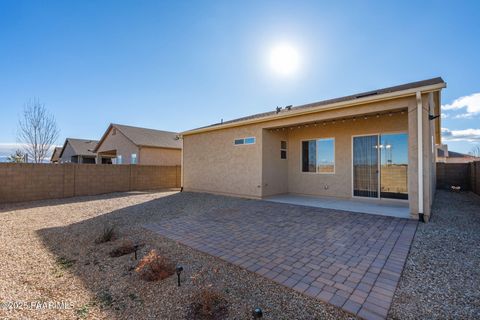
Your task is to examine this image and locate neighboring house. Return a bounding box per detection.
[437,144,479,163]
[59,138,98,164]
[50,147,63,163]
[182,77,447,221]
[93,123,182,165]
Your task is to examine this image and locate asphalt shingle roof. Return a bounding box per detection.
[113,124,181,149]
[65,138,98,156]
[192,77,445,131]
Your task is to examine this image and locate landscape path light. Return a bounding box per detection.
[176,265,183,287]
[253,307,263,319]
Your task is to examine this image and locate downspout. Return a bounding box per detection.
[180,135,184,191]
[416,91,424,221]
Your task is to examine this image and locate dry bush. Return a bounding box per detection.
[95,226,116,244]
[109,240,137,258]
[188,288,229,320]
[135,249,175,281]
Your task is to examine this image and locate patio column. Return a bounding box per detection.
[408,92,433,221]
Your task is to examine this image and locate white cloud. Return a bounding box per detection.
[442,127,480,142]
[441,113,449,118]
[454,113,474,119]
[442,93,480,117]
[0,142,60,161]
[0,143,26,154]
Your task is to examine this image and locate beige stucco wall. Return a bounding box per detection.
[183,94,439,219]
[262,129,288,196]
[139,147,181,166]
[59,142,76,163]
[183,125,264,198]
[285,112,408,198]
[96,128,139,164]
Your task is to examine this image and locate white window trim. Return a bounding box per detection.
[300,137,336,174]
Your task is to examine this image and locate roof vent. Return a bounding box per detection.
[285,105,292,110]
[356,92,378,99]
[276,106,282,114]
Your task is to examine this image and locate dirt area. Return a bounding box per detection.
[0,191,353,320]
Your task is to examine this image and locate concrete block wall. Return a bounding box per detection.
[471,161,480,196]
[436,162,471,191]
[0,163,181,204]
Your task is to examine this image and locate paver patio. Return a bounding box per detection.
[145,199,417,320]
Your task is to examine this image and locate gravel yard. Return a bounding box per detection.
[389,190,480,319]
[1,190,478,320]
[0,191,353,320]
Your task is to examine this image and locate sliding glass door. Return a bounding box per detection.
[380,133,408,199]
[353,135,379,198]
[353,133,408,200]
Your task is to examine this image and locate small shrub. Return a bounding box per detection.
[56,256,76,270]
[96,290,113,307]
[95,226,116,244]
[188,288,229,320]
[75,304,89,318]
[109,241,136,258]
[135,249,175,281]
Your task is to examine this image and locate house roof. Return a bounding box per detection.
[59,138,98,158]
[94,124,182,152]
[183,77,446,135]
[50,147,63,162]
[437,149,477,159]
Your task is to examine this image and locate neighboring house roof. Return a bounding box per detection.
[59,138,99,158]
[437,148,478,159]
[94,124,182,152]
[183,77,446,135]
[50,147,63,162]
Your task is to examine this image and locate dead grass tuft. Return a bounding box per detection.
[135,249,175,281]
[95,225,116,244]
[188,287,229,320]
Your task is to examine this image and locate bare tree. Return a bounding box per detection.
[17,99,60,163]
[7,149,26,163]
[470,145,480,158]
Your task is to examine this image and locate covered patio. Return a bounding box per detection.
[265,194,410,218]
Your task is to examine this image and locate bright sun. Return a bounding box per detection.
[269,43,300,76]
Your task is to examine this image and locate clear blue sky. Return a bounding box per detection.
[1,0,479,156]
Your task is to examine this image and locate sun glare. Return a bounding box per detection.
[269,43,300,76]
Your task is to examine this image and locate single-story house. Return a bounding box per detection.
[182,77,447,222]
[437,144,479,163]
[50,147,63,163]
[93,123,182,165]
[59,138,98,164]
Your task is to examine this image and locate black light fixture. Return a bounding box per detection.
[176,265,183,287]
[429,114,440,120]
[133,244,140,260]
[252,307,263,319]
